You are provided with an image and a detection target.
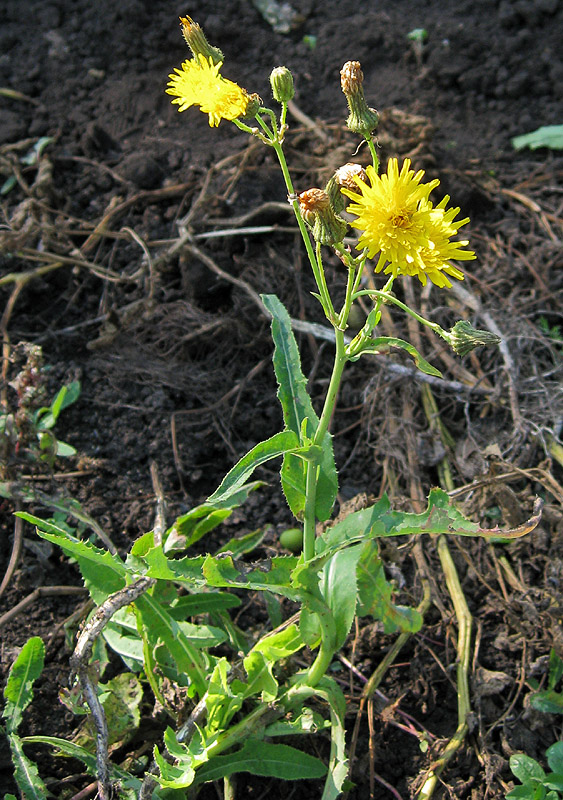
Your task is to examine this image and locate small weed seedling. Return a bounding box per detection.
[5,15,543,800]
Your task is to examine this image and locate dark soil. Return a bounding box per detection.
[1,1,562,798]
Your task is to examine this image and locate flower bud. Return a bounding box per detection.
[326,162,368,214]
[298,188,347,245]
[270,66,295,103]
[448,320,501,357]
[179,15,224,65]
[340,61,379,136]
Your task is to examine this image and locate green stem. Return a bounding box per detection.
[364,132,379,171]
[352,288,445,337]
[302,327,346,562]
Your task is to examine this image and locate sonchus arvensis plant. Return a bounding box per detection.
[15,14,540,800]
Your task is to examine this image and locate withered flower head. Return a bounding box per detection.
[340,60,379,136]
[326,162,368,214]
[298,188,347,245]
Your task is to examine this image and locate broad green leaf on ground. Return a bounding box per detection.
[73,673,143,751]
[512,125,563,151]
[547,743,563,774]
[8,734,48,800]
[206,430,300,507]
[262,293,338,521]
[346,336,442,377]
[510,753,546,783]
[357,541,422,633]
[2,637,44,734]
[193,740,327,784]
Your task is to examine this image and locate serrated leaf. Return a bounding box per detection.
[193,740,327,784]
[18,513,127,580]
[512,125,563,151]
[262,293,338,521]
[207,430,300,507]
[8,734,48,800]
[2,637,44,734]
[347,336,442,377]
[201,554,300,600]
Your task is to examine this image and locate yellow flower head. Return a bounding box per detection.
[166,54,251,127]
[342,158,476,288]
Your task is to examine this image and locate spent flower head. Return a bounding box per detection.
[299,188,347,245]
[342,158,476,288]
[166,54,252,127]
[340,61,379,136]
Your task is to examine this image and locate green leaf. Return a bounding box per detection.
[18,513,128,582]
[512,125,563,151]
[530,690,563,715]
[216,526,268,558]
[347,336,442,377]
[201,554,300,600]
[242,624,305,701]
[194,740,327,783]
[2,637,44,734]
[8,734,48,800]
[545,772,563,792]
[547,743,563,774]
[548,650,563,689]
[318,489,485,553]
[510,753,546,783]
[165,482,263,551]
[134,593,208,697]
[100,673,143,747]
[262,293,338,521]
[207,430,300,507]
[22,735,140,787]
[357,541,422,633]
[506,787,540,799]
[169,592,241,617]
[34,381,81,430]
[311,678,349,800]
[319,545,363,649]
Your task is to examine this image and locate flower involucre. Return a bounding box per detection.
[166,54,251,127]
[342,158,476,288]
